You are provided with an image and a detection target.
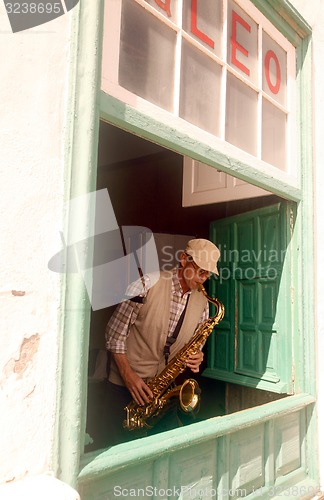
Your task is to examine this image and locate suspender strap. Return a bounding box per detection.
[163,295,189,365]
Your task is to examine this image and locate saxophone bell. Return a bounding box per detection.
[179,378,201,413]
[140,379,201,429]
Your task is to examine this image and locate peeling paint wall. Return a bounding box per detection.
[0,5,72,484]
[2,333,40,379]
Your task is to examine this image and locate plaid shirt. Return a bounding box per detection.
[105,268,209,354]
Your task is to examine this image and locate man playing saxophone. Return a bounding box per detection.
[104,238,221,445]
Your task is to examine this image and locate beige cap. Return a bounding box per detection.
[185,239,220,275]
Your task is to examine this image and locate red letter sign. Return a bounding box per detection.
[191,0,214,49]
[154,0,171,17]
[265,50,281,94]
[230,10,251,76]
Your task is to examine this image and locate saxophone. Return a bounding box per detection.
[123,284,225,431]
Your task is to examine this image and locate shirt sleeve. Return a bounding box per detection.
[105,300,142,354]
[200,300,210,325]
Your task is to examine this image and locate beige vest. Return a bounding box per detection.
[109,271,207,386]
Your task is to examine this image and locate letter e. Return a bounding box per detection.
[230,10,251,76]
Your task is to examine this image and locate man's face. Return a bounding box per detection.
[180,253,211,291]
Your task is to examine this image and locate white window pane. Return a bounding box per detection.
[225,73,258,156]
[182,0,223,57]
[227,0,258,86]
[119,0,176,111]
[262,98,286,170]
[180,40,222,136]
[144,0,179,24]
[262,31,287,107]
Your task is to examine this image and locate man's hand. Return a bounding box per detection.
[186,351,204,373]
[124,370,153,406]
[113,353,153,406]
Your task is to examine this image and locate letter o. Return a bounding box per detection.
[265,50,281,94]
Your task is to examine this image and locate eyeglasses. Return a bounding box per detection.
[185,255,211,278]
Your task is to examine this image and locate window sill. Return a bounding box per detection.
[78,392,315,485]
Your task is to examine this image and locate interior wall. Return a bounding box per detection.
[98,150,223,238]
[99,161,279,235]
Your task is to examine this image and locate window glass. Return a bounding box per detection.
[180,39,222,136]
[182,0,223,57]
[228,0,258,86]
[226,72,258,156]
[262,98,286,170]
[119,0,176,111]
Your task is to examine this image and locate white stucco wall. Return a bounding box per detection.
[290,0,324,491]
[0,4,72,485]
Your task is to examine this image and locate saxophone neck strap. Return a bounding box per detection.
[119,226,147,303]
[164,294,190,365]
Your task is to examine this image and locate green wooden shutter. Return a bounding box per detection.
[205,202,295,394]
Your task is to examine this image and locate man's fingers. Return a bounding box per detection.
[131,381,153,405]
[143,384,154,400]
[132,389,145,406]
[188,352,204,361]
[186,351,204,372]
[186,362,199,372]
